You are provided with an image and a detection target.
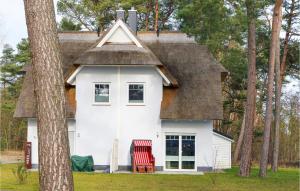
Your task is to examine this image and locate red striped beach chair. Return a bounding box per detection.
[131,140,155,173]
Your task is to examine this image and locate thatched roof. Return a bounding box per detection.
[14,66,75,118]
[14,68,36,118]
[14,31,227,120]
[147,42,227,120]
[75,45,162,66]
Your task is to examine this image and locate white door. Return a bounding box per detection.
[165,135,195,170]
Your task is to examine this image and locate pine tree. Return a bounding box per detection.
[23,0,74,190]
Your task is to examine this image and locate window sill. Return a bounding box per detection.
[92,103,111,106]
[126,103,146,106]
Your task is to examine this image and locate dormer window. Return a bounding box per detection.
[94,83,110,104]
[128,83,144,104]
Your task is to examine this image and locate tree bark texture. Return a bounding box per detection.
[234,112,245,163]
[23,0,74,190]
[239,0,257,177]
[272,0,296,170]
[259,0,283,177]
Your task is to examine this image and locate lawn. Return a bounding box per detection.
[0,164,299,191]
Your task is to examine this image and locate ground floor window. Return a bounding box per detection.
[165,135,195,170]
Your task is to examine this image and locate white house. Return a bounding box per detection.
[15,8,233,172]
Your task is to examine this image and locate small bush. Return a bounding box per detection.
[12,164,28,184]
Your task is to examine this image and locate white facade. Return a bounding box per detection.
[75,66,163,168]
[27,118,76,166]
[26,65,227,171]
[212,133,233,169]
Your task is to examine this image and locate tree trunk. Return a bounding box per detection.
[145,0,150,31]
[272,8,283,172]
[23,0,74,190]
[234,112,246,163]
[272,0,295,170]
[154,0,159,32]
[239,0,257,177]
[259,0,283,177]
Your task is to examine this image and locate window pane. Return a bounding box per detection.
[182,135,195,169]
[182,139,195,156]
[166,136,179,156]
[166,135,179,169]
[95,83,109,102]
[129,84,144,103]
[182,161,195,169]
[166,161,179,169]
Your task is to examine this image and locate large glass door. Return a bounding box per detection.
[165,135,195,170]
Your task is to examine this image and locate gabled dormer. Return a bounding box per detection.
[96,19,142,48]
[66,8,176,88]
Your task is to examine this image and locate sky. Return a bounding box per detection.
[0,0,60,52]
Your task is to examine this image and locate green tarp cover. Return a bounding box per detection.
[71,155,94,172]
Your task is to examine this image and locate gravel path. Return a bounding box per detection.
[0,150,23,164]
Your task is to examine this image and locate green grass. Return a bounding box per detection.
[0,164,299,191]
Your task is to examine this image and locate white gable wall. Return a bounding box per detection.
[75,66,163,167]
[96,20,142,47]
[107,27,134,44]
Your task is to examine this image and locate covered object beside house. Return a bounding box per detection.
[14,8,232,172]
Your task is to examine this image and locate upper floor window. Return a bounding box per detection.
[95,83,110,103]
[128,83,144,104]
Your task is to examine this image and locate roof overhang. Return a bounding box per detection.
[66,65,176,86]
[213,130,234,142]
[66,65,83,85]
[156,68,171,86]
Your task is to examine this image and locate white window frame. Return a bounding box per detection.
[163,133,197,171]
[93,82,111,105]
[127,82,146,106]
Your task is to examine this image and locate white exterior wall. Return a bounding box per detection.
[27,118,38,165]
[212,133,232,169]
[27,118,76,166]
[75,66,163,167]
[27,65,218,171]
[161,120,213,170]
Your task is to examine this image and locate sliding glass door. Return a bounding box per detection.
[165,135,195,170]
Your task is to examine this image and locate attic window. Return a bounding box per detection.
[128,83,144,104]
[94,83,110,104]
